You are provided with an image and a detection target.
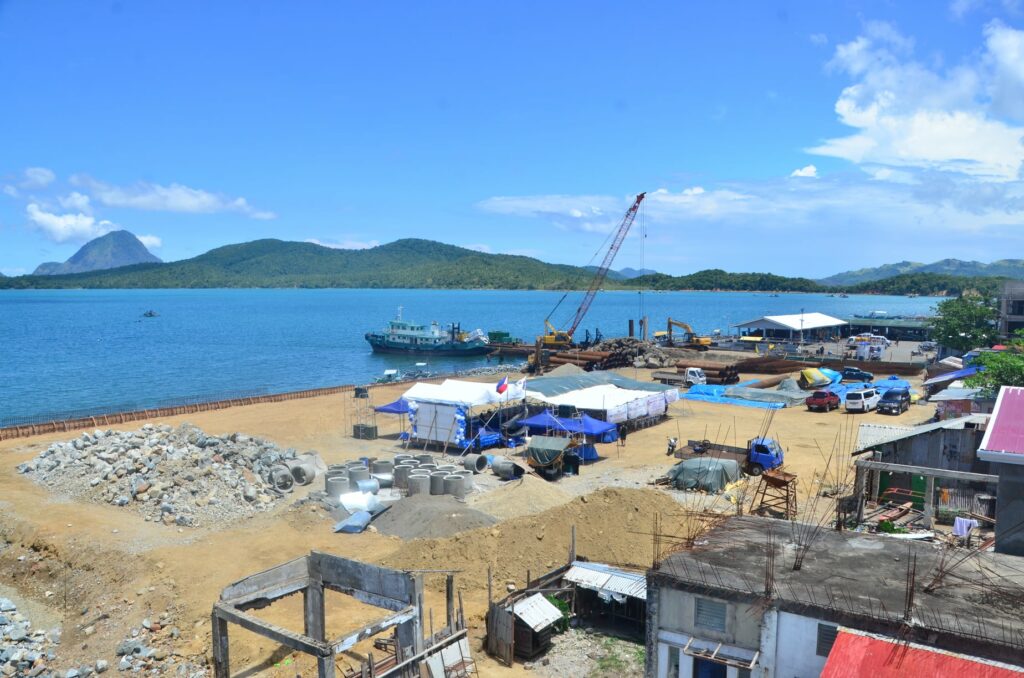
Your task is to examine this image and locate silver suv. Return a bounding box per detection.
[846,388,880,413]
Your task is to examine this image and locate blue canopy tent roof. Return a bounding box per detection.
[374,398,411,414]
[520,410,617,435]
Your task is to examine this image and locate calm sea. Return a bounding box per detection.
[0,289,941,425]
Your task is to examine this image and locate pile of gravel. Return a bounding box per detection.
[372,495,497,539]
[0,596,84,677]
[17,423,313,528]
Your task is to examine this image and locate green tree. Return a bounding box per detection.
[965,330,1024,393]
[928,296,999,353]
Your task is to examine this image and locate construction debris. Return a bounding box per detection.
[18,423,322,528]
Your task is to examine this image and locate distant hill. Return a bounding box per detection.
[33,231,161,275]
[588,266,659,280]
[820,259,1024,285]
[0,236,1006,296]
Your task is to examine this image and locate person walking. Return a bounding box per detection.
[618,424,628,447]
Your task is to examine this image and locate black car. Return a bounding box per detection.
[840,367,874,382]
[878,388,911,415]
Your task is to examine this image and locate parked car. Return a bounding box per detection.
[919,341,937,351]
[806,390,840,412]
[846,388,880,413]
[877,388,911,415]
[839,367,874,382]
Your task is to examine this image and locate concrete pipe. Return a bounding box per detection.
[327,464,348,473]
[437,464,457,472]
[463,454,487,474]
[398,458,419,467]
[407,474,430,496]
[324,470,348,492]
[371,459,394,475]
[286,460,317,486]
[415,453,434,465]
[492,460,524,481]
[268,465,295,493]
[347,466,370,483]
[430,471,448,495]
[444,474,466,500]
[394,454,413,464]
[371,473,393,489]
[356,478,380,495]
[325,475,350,496]
[345,460,367,471]
[454,470,474,491]
[393,465,412,489]
[418,464,437,474]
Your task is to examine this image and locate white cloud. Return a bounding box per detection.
[810,33,828,46]
[2,185,17,198]
[26,203,113,243]
[305,238,381,250]
[809,21,1024,181]
[950,0,985,18]
[58,191,91,212]
[72,175,276,219]
[790,164,819,178]
[137,234,162,249]
[21,167,55,189]
[985,21,1024,120]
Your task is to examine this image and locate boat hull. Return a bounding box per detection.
[366,339,491,357]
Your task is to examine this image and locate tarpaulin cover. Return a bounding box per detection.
[374,398,411,414]
[666,457,740,492]
[334,510,372,534]
[923,366,981,386]
[681,385,784,410]
[526,370,675,397]
[799,368,831,389]
[724,379,808,407]
[527,435,570,466]
[821,630,1023,678]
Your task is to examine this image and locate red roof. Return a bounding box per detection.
[822,630,1024,678]
[979,386,1024,463]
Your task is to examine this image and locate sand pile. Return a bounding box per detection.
[383,487,681,586]
[373,495,497,539]
[468,474,573,520]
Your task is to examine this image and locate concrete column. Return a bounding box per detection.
[756,607,778,678]
[445,574,455,631]
[212,611,230,678]
[995,464,1024,556]
[644,580,660,678]
[304,581,326,642]
[317,653,336,678]
[923,475,936,529]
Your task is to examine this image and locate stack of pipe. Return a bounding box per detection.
[675,360,741,385]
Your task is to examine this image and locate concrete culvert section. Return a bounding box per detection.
[443,474,466,499]
[463,453,487,473]
[430,471,448,495]
[407,474,430,496]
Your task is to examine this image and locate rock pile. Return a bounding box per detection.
[112,614,205,677]
[0,596,80,677]
[592,337,675,369]
[18,424,318,528]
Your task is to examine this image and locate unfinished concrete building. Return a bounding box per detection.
[645,516,1024,678]
[212,551,472,677]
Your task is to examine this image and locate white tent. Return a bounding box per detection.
[402,378,525,446]
[525,384,675,424]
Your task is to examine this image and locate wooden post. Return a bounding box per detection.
[487,565,493,604]
[446,574,455,632]
[318,653,337,678]
[212,611,230,678]
[569,525,576,564]
[304,580,326,642]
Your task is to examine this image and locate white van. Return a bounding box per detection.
[846,388,880,413]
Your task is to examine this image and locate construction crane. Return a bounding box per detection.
[665,318,713,351]
[539,192,646,348]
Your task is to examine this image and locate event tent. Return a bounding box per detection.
[518,410,618,438]
[374,398,411,414]
[402,378,525,448]
[525,372,677,424]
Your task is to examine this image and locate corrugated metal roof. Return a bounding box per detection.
[821,629,1024,678]
[979,386,1024,465]
[507,593,562,632]
[923,366,981,386]
[564,561,647,601]
[928,387,983,402]
[855,415,988,451]
[732,312,847,332]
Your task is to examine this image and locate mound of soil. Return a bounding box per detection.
[373,495,497,539]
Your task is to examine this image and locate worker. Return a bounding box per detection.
[666,437,678,456]
[618,424,628,446]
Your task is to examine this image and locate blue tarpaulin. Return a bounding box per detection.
[334,511,373,534]
[375,398,411,414]
[681,385,784,410]
[923,366,982,386]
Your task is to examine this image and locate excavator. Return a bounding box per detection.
[538,192,646,349]
[663,318,713,351]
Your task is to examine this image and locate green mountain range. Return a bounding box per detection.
[0,235,1009,297]
[819,259,1024,286]
[33,230,161,275]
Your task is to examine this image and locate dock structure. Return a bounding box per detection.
[212,551,471,678]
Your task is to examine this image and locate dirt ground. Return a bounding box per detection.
[0,367,931,676]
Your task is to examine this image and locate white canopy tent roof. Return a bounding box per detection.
[732,312,847,333]
[403,378,524,407]
[526,384,656,410]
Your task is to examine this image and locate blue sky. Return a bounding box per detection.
[2,1,1024,278]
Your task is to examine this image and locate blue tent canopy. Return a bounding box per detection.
[519,410,618,437]
[375,398,411,414]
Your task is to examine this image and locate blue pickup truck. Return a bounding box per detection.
[681,437,785,476]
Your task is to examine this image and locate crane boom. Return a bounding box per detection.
[566,192,646,338]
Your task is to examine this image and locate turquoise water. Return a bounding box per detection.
[0,289,941,425]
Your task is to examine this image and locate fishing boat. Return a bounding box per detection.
[365,308,490,356]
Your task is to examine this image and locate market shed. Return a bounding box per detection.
[733,312,847,340]
[507,593,563,660]
[563,561,647,637]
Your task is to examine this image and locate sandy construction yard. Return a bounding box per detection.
[0,367,930,676]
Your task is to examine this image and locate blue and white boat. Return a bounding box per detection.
[365,308,490,356]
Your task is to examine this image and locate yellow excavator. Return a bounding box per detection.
[665,318,713,351]
[538,192,646,349]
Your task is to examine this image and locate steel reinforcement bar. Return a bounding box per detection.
[0,377,443,442]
